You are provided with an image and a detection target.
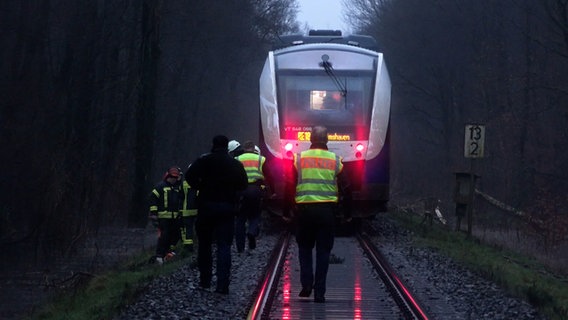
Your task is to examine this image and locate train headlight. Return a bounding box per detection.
[285,143,293,151]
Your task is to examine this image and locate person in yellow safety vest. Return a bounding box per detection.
[181,170,198,253]
[234,140,274,253]
[149,166,184,265]
[286,126,352,303]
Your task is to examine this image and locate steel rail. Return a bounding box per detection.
[246,231,290,320]
[356,231,430,320]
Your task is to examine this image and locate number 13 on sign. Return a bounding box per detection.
[464,125,485,158]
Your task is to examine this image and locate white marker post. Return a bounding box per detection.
[463,124,485,235]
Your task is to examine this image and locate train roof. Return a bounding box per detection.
[272,30,379,52]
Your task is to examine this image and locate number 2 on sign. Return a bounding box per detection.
[464,125,485,158]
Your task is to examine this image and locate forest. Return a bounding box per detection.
[1,0,567,267]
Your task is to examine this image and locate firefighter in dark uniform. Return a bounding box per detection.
[286,126,352,303]
[149,166,184,265]
[180,176,198,253]
[234,140,272,252]
[185,135,248,294]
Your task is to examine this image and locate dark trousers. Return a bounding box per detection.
[156,217,181,257]
[235,184,262,251]
[295,203,335,298]
[195,202,235,290]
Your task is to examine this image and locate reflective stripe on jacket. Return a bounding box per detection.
[181,180,198,217]
[149,181,183,219]
[237,152,265,183]
[294,149,343,203]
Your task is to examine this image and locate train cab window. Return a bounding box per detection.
[278,74,372,128]
[310,90,343,110]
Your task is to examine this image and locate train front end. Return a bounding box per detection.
[259,31,391,212]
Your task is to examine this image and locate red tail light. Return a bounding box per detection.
[355,143,364,159]
[284,142,294,159]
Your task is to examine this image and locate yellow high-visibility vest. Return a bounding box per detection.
[237,152,265,183]
[294,149,343,203]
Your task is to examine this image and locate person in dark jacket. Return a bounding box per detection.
[180,176,198,253]
[185,135,248,294]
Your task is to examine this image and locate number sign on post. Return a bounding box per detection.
[464,125,485,158]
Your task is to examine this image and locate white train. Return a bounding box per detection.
[259,30,391,212]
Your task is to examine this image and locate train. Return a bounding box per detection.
[259,30,391,214]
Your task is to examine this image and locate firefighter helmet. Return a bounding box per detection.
[228,140,241,153]
[166,166,181,178]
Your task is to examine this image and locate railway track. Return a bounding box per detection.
[107,211,546,319]
[247,227,430,320]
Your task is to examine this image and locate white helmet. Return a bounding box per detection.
[228,140,240,153]
[254,145,261,155]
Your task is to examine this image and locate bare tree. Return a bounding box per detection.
[344,0,568,223]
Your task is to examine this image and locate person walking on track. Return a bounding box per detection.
[286,126,352,303]
[234,140,272,253]
[185,135,248,294]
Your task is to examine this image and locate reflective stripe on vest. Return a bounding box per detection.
[294,149,342,203]
[237,153,265,183]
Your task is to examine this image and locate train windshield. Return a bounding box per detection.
[276,71,374,141]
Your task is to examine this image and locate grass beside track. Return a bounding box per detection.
[26,248,192,320]
[388,211,568,320]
